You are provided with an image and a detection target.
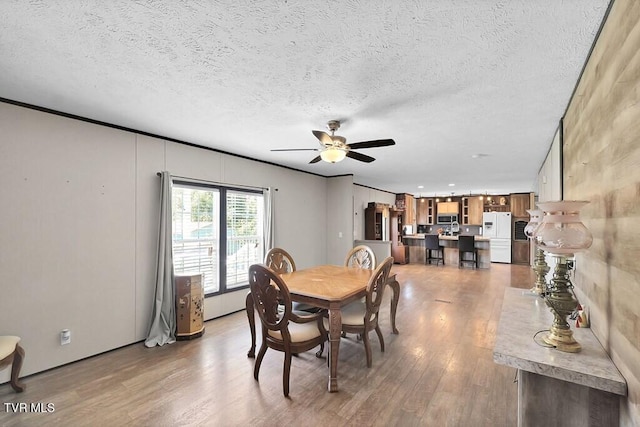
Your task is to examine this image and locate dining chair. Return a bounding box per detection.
[329,256,394,368]
[249,264,327,397]
[247,247,311,356]
[344,245,376,270]
[458,235,478,268]
[342,245,377,338]
[425,234,445,266]
[264,247,321,313]
[264,247,296,274]
[0,335,26,392]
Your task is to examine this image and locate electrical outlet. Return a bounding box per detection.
[60,329,71,345]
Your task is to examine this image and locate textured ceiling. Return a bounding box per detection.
[0,1,609,196]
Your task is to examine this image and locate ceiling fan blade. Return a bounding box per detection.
[346,151,375,163]
[312,130,334,146]
[309,155,322,164]
[347,139,396,150]
[271,148,319,152]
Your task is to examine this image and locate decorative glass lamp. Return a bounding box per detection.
[525,209,548,296]
[534,200,593,353]
[320,147,347,163]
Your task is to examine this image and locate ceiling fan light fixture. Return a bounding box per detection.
[320,147,347,163]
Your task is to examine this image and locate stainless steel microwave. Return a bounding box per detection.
[437,214,458,224]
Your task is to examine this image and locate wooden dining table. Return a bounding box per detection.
[246,264,400,392]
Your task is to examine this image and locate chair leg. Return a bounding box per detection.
[254,342,267,381]
[374,325,385,353]
[315,342,324,358]
[283,352,292,397]
[245,293,256,358]
[10,345,25,393]
[362,331,373,368]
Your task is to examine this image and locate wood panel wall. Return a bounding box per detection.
[563,0,640,424]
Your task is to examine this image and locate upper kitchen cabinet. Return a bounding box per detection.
[510,193,532,217]
[416,197,435,225]
[395,193,415,225]
[462,196,484,225]
[437,201,459,214]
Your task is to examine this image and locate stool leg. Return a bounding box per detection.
[10,344,26,392]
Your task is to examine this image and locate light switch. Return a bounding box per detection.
[338,232,343,238]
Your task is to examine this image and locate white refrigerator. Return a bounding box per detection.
[482,212,512,263]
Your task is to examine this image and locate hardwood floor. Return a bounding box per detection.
[0,263,534,426]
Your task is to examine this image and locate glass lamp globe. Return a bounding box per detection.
[320,148,347,163]
[534,201,593,254]
[524,209,543,239]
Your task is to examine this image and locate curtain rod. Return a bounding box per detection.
[156,172,274,191]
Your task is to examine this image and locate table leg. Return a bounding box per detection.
[387,276,400,334]
[245,292,256,358]
[327,305,342,392]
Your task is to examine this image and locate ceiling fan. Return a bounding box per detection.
[271,120,395,164]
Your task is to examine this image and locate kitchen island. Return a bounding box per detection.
[403,234,491,268]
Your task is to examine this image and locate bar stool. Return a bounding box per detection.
[425,234,445,266]
[458,235,478,268]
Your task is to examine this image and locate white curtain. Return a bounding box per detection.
[145,171,176,347]
[263,187,274,254]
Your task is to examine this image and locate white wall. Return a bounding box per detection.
[326,176,354,265]
[0,102,329,379]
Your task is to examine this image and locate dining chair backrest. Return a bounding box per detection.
[345,245,377,270]
[264,248,296,274]
[249,264,292,335]
[364,256,394,319]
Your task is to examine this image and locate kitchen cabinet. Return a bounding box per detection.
[510,193,531,217]
[416,197,435,225]
[390,208,408,264]
[365,203,389,240]
[437,201,459,214]
[396,194,415,225]
[512,240,530,265]
[462,196,484,225]
[416,198,427,224]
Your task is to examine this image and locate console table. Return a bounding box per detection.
[494,288,627,427]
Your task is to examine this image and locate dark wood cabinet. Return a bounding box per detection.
[512,240,530,265]
[390,208,408,264]
[365,203,388,240]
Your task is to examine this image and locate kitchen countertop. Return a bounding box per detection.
[403,234,490,242]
